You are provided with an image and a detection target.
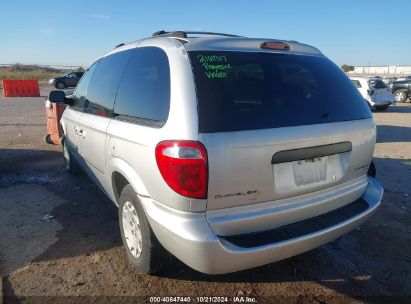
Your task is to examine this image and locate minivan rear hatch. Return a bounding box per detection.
[188,51,373,210]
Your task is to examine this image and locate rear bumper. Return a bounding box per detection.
[369,99,394,106]
[369,101,393,107]
[140,177,383,274]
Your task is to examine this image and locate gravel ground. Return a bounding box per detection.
[0,90,410,304]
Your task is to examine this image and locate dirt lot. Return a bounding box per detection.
[1,90,410,304]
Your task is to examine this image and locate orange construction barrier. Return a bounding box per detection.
[2,80,15,97]
[2,80,9,97]
[2,79,40,97]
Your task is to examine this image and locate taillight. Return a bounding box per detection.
[155,140,208,199]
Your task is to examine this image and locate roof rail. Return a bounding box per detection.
[152,30,243,39]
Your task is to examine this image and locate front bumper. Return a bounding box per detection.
[140,177,383,274]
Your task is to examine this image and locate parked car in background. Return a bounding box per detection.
[350,77,395,111]
[48,30,383,275]
[49,72,84,89]
[396,75,411,81]
[382,77,397,85]
[390,78,411,103]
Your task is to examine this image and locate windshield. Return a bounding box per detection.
[189,51,371,133]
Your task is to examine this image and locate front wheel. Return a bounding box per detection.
[119,185,166,274]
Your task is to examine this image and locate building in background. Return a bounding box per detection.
[349,65,411,76]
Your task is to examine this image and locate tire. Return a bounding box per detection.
[62,137,81,174]
[374,105,389,111]
[44,134,53,144]
[55,81,66,89]
[394,90,408,103]
[118,185,166,274]
[367,161,376,178]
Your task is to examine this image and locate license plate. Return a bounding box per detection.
[293,157,327,186]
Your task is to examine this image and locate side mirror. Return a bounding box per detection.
[48,90,74,106]
[48,90,65,103]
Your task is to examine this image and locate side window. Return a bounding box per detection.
[85,50,133,117]
[71,62,99,111]
[114,47,170,125]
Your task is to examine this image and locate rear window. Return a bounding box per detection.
[189,51,371,133]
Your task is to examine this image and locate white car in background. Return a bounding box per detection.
[350,77,395,111]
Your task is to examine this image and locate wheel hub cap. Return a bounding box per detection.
[396,92,404,101]
[122,201,143,258]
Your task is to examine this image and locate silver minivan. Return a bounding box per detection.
[49,31,383,275]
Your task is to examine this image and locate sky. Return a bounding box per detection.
[0,0,410,68]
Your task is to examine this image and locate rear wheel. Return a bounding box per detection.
[119,185,166,274]
[62,137,80,174]
[394,90,408,103]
